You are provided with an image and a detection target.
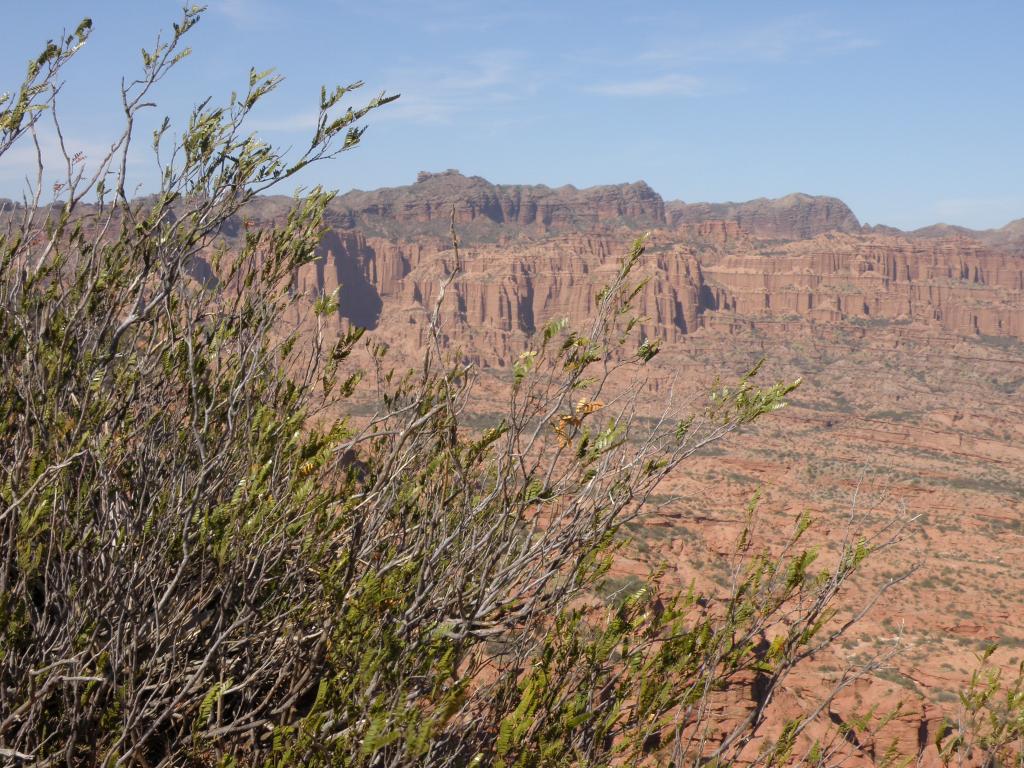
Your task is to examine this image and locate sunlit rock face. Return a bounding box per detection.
[223,173,1024,369]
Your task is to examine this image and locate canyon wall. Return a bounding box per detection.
[271,172,1024,368]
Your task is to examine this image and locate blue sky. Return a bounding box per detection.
[1,1,1021,230]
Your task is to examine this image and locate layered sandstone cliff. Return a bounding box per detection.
[700,232,1024,338]
[264,174,1024,369]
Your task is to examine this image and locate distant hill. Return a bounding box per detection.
[665,192,862,240]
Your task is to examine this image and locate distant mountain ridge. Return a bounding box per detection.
[315,171,1024,246]
[324,169,665,241]
[2,170,1021,245]
[665,193,861,240]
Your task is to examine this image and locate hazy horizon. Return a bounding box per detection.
[1,1,1021,230]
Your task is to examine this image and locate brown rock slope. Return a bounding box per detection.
[666,192,862,239]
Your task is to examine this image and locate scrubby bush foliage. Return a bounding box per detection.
[2,8,1021,768]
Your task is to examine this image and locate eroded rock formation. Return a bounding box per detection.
[257,172,1024,369]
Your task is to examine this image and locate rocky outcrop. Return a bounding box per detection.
[666,193,862,239]
[329,170,666,241]
[288,230,702,367]
[282,224,1024,369]
[699,232,1024,339]
[979,218,1024,252]
[896,218,1024,254]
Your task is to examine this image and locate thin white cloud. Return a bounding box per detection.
[371,50,536,125]
[213,0,278,28]
[421,8,527,35]
[639,15,879,65]
[585,73,702,97]
[827,37,880,52]
[577,14,873,102]
[436,51,522,91]
[245,50,535,131]
[370,96,455,126]
[346,0,543,37]
[815,29,880,54]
